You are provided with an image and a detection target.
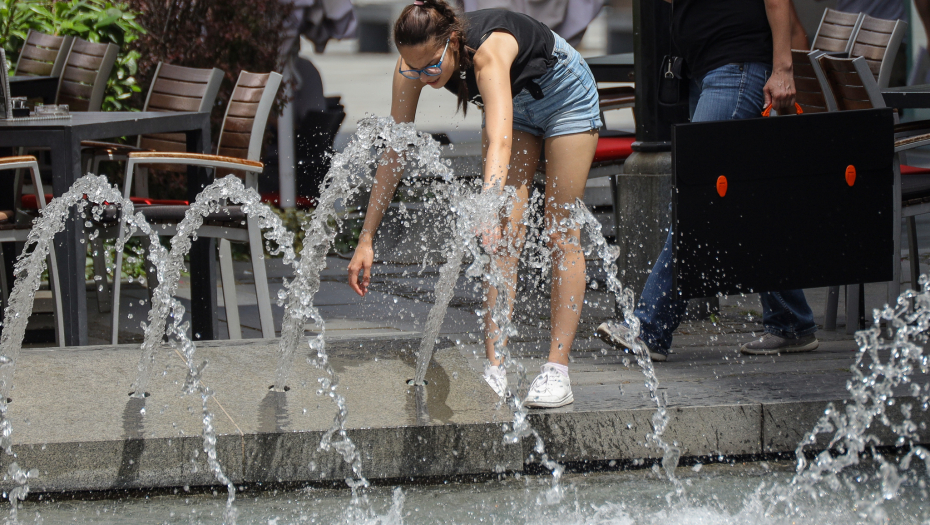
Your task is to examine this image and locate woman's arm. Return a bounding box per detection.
[789,0,809,50]
[348,60,423,296]
[358,61,424,244]
[474,32,520,194]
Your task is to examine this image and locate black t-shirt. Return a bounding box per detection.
[672,0,773,79]
[443,10,556,105]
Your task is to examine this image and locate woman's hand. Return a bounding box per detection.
[764,67,796,113]
[348,242,374,297]
[479,222,503,253]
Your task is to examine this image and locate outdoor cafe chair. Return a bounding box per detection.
[0,156,64,347]
[81,63,224,188]
[16,37,118,170]
[108,70,283,344]
[78,63,223,313]
[55,37,118,112]
[812,8,863,54]
[15,38,119,192]
[847,14,906,89]
[13,30,74,78]
[812,54,930,331]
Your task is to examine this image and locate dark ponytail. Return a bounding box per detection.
[393,0,472,116]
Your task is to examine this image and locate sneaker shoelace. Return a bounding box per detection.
[530,369,557,394]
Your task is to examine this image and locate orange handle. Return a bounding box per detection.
[761,103,804,117]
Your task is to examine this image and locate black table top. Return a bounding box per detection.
[584,53,635,83]
[0,111,207,129]
[882,85,930,109]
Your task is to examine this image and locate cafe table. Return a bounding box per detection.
[584,53,635,83]
[9,75,59,105]
[882,85,930,108]
[0,111,217,346]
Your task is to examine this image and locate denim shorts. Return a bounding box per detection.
[483,32,602,139]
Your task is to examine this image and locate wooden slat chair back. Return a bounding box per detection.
[217,72,278,164]
[849,14,906,88]
[56,38,118,112]
[137,63,224,173]
[14,31,73,78]
[812,8,863,54]
[814,54,884,111]
[793,49,829,114]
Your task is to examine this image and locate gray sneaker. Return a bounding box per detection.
[595,322,668,362]
[739,333,819,355]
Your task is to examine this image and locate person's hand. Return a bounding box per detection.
[479,222,503,253]
[764,67,796,114]
[348,242,374,297]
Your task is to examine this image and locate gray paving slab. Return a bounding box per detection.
[0,338,519,492]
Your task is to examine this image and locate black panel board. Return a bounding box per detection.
[672,108,894,300]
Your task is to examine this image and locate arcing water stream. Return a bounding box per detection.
[0,118,926,523]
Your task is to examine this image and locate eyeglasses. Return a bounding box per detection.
[399,39,450,80]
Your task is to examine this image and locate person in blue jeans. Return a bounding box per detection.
[597,0,819,360]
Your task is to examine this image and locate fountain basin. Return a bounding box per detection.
[0,337,927,493]
[0,337,518,492]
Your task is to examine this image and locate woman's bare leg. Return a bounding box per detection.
[542,130,599,365]
[483,129,543,365]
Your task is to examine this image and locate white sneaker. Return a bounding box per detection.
[483,363,508,398]
[524,364,574,408]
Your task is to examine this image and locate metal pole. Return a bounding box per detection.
[277,63,297,209]
[616,0,711,317]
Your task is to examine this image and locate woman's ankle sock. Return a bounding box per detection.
[545,362,569,377]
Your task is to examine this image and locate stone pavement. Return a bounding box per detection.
[6,251,926,492]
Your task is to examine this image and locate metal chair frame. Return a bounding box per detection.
[110,71,283,344]
[0,156,64,346]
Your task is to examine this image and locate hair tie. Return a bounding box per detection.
[413,0,424,4]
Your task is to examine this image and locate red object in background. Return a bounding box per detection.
[260,192,317,209]
[901,165,930,175]
[592,136,635,163]
[21,194,188,209]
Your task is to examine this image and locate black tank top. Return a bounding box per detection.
[443,10,556,106]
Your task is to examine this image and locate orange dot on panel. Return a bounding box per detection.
[716,175,727,197]
[845,165,856,187]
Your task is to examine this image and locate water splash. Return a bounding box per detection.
[130,175,297,397]
[0,176,151,521]
[572,199,685,500]
[763,276,930,520]
[123,175,298,524]
[271,117,455,500]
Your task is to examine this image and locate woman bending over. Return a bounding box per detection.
[347,0,600,408]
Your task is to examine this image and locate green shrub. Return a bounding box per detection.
[1,0,144,112]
